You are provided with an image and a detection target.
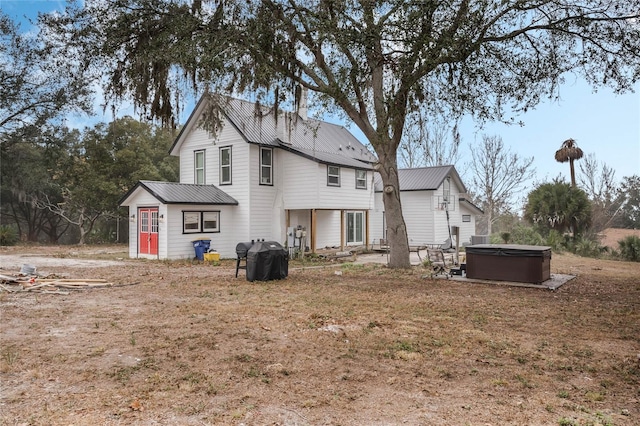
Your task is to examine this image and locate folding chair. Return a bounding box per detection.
[426,248,451,278]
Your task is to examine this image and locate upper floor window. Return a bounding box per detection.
[355,169,367,189]
[462,214,471,223]
[260,147,273,185]
[194,150,205,185]
[220,146,231,185]
[327,165,340,186]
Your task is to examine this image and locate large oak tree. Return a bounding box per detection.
[47,0,640,267]
[0,12,92,140]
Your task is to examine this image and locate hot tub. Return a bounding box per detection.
[465,244,551,284]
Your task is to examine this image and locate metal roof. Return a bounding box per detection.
[279,144,373,169]
[374,165,464,192]
[186,96,377,168]
[120,181,238,205]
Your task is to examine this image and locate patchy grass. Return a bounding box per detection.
[0,249,638,425]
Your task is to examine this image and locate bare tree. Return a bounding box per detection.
[399,116,461,168]
[578,153,621,232]
[468,135,536,235]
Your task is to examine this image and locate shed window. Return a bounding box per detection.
[183,211,221,234]
[260,147,273,185]
[327,165,340,186]
[202,212,220,232]
[194,150,205,185]
[355,169,367,189]
[220,146,231,185]
[462,214,471,223]
[183,212,201,233]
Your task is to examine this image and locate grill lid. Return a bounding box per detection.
[235,241,254,257]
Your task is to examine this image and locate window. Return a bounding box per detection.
[346,211,364,244]
[183,212,200,233]
[327,165,340,186]
[260,147,273,185]
[202,212,220,232]
[183,211,220,233]
[462,214,471,223]
[194,150,205,185]
[220,146,231,185]
[355,169,367,189]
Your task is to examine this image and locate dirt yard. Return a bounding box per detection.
[1,245,638,426]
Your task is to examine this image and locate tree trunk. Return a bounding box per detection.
[569,159,576,187]
[378,156,411,268]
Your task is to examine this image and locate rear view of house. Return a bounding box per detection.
[120,95,376,259]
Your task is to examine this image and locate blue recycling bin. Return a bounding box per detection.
[192,239,211,260]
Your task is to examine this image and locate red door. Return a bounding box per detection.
[139,208,159,255]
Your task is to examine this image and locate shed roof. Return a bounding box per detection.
[119,181,238,206]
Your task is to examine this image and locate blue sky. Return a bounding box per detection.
[4,0,639,190]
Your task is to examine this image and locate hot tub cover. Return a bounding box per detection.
[466,244,551,258]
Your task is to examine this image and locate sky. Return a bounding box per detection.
[3,0,640,191]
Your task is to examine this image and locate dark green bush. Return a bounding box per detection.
[0,225,18,246]
[618,236,640,262]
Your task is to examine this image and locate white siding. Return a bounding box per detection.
[317,165,373,210]
[315,210,342,248]
[401,191,437,245]
[159,204,239,259]
[173,117,254,256]
[178,126,213,184]
[281,151,320,209]
[456,203,478,245]
[370,180,475,248]
[281,156,374,211]
[369,193,386,244]
[249,144,284,243]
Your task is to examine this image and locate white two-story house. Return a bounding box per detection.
[120,96,376,259]
[120,95,482,260]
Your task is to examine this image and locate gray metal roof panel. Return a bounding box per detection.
[137,181,238,205]
[280,144,374,169]
[374,166,455,191]
[223,97,375,165]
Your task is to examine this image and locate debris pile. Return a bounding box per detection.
[0,263,115,295]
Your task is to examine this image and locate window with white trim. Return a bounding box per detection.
[220,146,231,185]
[183,211,221,234]
[194,150,205,184]
[260,147,273,185]
[327,165,340,186]
[202,211,220,232]
[355,169,367,189]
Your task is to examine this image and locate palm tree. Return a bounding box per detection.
[555,138,584,187]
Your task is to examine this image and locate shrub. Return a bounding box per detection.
[571,236,604,258]
[508,225,545,246]
[618,235,640,262]
[0,225,18,246]
[545,230,565,252]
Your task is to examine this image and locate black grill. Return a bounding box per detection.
[235,242,254,258]
[235,241,254,278]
